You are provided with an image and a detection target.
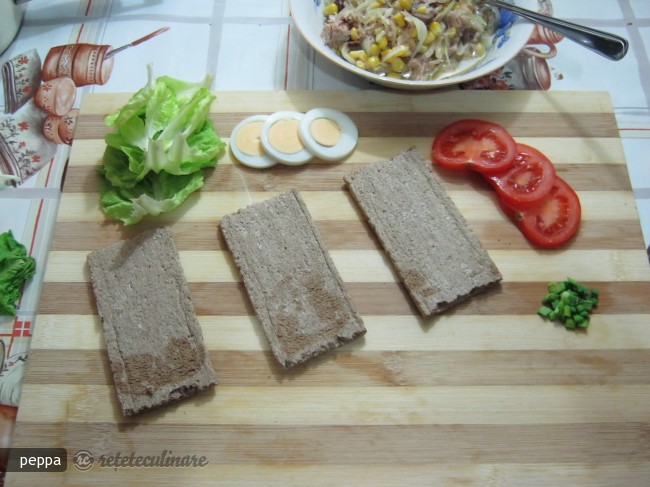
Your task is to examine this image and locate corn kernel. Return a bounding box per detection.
[377,37,388,50]
[390,57,406,72]
[350,50,368,61]
[355,60,367,70]
[323,3,338,15]
[371,2,381,8]
[474,43,485,56]
[368,56,381,68]
[350,27,360,41]
[388,72,402,79]
[410,26,418,38]
[368,43,380,56]
[429,21,442,35]
[393,12,406,28]
[416,5,428,14]
[399,0,412,10]
[424,31,436,45]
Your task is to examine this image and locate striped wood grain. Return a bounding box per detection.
[6,90,650,487]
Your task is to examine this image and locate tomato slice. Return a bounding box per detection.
[499,176,581,248]
[431,119,517,174]
[485,143,556,207]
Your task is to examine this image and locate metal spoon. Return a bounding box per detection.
[484,0,629,61]
[105,27,170,59]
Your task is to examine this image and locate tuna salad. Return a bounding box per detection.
[321,0,500,81]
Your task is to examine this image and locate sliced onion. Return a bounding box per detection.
[404,12,428,55]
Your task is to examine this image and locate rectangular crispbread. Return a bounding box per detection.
[220,189,366,369]
[344,148,502,317]
[87,227,217,416]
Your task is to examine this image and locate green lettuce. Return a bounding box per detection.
[99,65,225,224]
[0,231,36,316]
[98,167,205,226]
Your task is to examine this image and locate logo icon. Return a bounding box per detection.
[73,450,94,471]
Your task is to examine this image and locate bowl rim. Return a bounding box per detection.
[289,0,537,90]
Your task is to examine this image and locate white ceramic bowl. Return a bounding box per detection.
[290,0,536,90]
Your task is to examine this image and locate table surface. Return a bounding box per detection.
[1,0,650,485]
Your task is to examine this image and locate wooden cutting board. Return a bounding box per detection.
[7,90,650,486]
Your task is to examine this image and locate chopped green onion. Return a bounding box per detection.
[538,278,599,331]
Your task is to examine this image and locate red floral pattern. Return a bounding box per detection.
[0,117,42,179]
[6,53,38,112]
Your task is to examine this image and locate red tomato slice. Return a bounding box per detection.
[431,119,517,174]
[499,176,581,248]
[485,143,556,207]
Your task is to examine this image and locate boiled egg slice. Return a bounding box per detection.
[260,111,314,166]
[298,108,358,162]
[230,115,277,169]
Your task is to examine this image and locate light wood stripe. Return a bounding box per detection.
[7,462,650,487]
[14,384,650,425]
[66,136,627,167]
[55,190,639,223]
[30,314,650,351]
[50,220,645,251]
[77,90,615,115]
[9,423,650,467]
[43,248,650,283]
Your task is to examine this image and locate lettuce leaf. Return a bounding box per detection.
[99,65,225,224]
[98,168,205,226]
[0,230,36,316]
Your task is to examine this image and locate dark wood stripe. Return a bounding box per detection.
[344,112,620,138]
[38,281,650,316]
[72,112,620,140]
[11,422,650,464]
[61,162,632,193]
[23,349,650,387]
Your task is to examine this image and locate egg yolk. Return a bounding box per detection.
[310,117,341,147]
[235,121,265,157]
[268,119,304,154]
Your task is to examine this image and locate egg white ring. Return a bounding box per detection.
[298,108,358,162]
[230,115,277,169]
[260,111,314,166]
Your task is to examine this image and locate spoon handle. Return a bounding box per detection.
[485,0,629,61]
[105,27,170,59]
